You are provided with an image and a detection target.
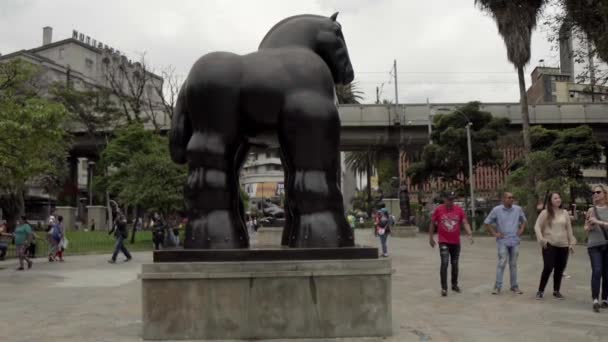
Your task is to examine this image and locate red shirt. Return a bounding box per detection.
[432,204,466,245]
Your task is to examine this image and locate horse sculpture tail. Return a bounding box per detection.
[169,85,192,164]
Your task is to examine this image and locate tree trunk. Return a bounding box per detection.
[1,190,24,233]
[366,157,372,217]
[518,66,537,227]
[518,66,531,154]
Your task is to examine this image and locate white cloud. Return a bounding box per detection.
[0,0,558,104]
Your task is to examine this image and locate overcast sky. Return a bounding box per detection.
[0,0,562,104]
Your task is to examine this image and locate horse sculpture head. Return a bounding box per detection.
[259,12,355,85]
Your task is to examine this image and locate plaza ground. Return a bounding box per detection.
[1,230,607,342]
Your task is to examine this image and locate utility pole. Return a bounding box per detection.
[426,98,432,143]
[376,86,380,104]
[393,59,399,105]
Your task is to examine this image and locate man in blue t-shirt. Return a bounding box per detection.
[484,192,527,295]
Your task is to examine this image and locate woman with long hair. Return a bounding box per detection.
[585,184,608,312]
[534,192,576,300]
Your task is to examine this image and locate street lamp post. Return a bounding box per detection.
[465,122,476,231]
[436,107,476,230]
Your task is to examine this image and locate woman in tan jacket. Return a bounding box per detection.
[534,192,576,300]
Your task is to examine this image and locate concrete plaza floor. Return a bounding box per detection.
[1,230,608,342]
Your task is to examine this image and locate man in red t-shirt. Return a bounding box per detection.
[429,191,473,297]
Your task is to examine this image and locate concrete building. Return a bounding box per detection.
[526,66,608,104]
[527,25,608,105]
[240,148,285,201]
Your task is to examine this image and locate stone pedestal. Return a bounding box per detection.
[141,258,392,340]
[254,227,283,247]
[54,206,77,230]
[391,225,419,238]
[86,206,106,231]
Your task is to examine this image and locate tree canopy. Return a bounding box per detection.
[507,125,602,204]
[0,59,70,230]
[407,101,510,193]
[96,124,187,215]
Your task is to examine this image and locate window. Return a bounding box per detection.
[266,151,272,159]
[58,48,64,60]
[85,58,94,69]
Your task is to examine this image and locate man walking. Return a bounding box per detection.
[108,214,132,264]
[429,191,473,297]
[484,192,527,295]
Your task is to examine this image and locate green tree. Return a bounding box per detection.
[406,102,510,200]
[96,124,187,215]
[0,60,70,231]
[507,125,602,206]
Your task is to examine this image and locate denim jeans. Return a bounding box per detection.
[439,243,460,290]
[588,245,608,301]
[495,243,520,289]
[379,234,388,255]
[0,242,7,259]
[112,235,132,261]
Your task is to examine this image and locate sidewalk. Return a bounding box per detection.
[1,231,607,341]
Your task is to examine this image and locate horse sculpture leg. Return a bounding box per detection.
[181,54,249,249]
[279,90,354,248]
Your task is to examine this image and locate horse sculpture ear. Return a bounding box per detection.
[330,12,339,21]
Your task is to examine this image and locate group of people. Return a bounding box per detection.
[0,215,67,270]
[426,185,608,313]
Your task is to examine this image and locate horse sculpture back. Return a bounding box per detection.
[169,13,355,249]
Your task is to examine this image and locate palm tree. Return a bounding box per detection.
[336,81,364,105]
[475,0,546,154]
[345,149,377,216]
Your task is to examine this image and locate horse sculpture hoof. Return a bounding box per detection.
[184,210,248,249]
[289,211,354,248]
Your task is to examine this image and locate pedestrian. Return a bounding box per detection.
[0,223,11,261]
[53,215,66,262]
[90,218,96,231]
[534,192,576,300]
[152,214,165,250]
[108,214,132,263]
[584,184,608,312]
[484,192,527,295]
[13,216,34,270]
[429,191,473,297]
[375,208,391,257]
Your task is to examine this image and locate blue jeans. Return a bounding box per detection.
[112,235,132,261]
[495,243,520,289]
[379,234,388,255]
[588,245,608,300]
[0,242,7,259]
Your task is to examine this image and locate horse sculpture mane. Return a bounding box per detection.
[258,14,330,49]
[170,12,354,249]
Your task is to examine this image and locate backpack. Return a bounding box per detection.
[51,224,62,241]
[379,214,389,228]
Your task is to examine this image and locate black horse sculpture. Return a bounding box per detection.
[170,13,355,249]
